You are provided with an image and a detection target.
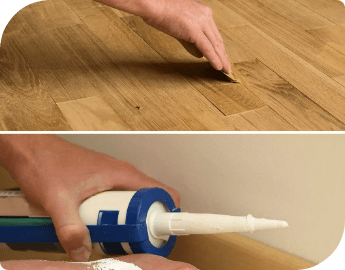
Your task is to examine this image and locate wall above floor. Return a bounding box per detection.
[57,135,343,264]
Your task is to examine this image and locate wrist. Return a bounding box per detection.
[94,0,166,20]
[138,0,166,20]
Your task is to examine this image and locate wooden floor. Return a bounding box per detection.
[0,0,345,131]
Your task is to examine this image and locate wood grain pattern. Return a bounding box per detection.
[221,25,345,124]
[258,0,335,30]
[218,0,345,78]
[123,16,264,116]
[307,25,345,56]
[294,0,345,26]
[335,75,345,87]
[3,0,82,36]
[199,0,249,29]
[168,234,315,270]
[0,36,72,131]
[57,96,130,130]
[1,0,345,130]
[229,106,297,131]
[234,59,345,130]
[4,31,102,103]
[49,20,234,130]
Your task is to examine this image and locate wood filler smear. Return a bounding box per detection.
[221,66,242,84]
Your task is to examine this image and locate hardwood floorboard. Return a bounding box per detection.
[73,6,239,130]
[3,31,103,103]
[0,37,72,131]
[334,75,345,87]
[199,0,249,29]
[234,59,345,130]
[294,0,345,26]
[1,0,345,131]
[219,0,345,78]
[227,114,258,131]
[3,0,82,36]
[221,25,345,124]
[229,106,297,131]
[57,96,130,130]
[307,25,345,56]
[258,0,335,30]
[49,21,234,130]
[122,16,264,116]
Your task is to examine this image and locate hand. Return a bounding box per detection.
[0,135,180,262]
[117,254,199,270]
[142,0,231,73]
[1,255,199,270]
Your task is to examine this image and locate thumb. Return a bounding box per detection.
[45,196,92,262]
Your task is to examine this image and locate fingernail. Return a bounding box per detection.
[70,245,91,262]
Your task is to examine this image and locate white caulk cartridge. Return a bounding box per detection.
[0,188,288,257]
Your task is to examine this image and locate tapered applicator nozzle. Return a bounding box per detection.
[150,213,288,239]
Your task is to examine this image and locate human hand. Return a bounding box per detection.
[117,254,199,270]
[0,135,180,262]
[0,255,198,270]
[142,0,231,73]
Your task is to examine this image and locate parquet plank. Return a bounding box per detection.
[234,59,345,130]
[294,0,345,26]
[122,16,263,116]
[199,0,249,29]
[0,37,72,131]
[221,25,345,124]
[334,75,345,87]
[1,31,101,103]
[307,25,345,56]
[49,22,235,130]
[227,115,258,131]
[218,0,345,78]
[1,0,344,131]
[229,107,297,131]
[59,3,239,130]
[3,0,82,36]
[258,0,335,30]
[57,96,130,130]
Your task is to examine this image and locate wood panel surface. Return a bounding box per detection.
[168,234,315,270]
[294,0,345,26]
[307,25,345,56]
[57,96,131,130]
[0,0,345,130]
[335,75,345,87]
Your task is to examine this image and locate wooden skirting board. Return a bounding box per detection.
[168,234,315,270]
[1,0,345,130]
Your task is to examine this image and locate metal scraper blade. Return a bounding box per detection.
[222,71,241,83]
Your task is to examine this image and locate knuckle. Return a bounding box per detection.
[117,160,136,171]
[57,224,87,245]
[204,6,213,16]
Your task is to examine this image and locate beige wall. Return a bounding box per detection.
[59,134,345,264]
